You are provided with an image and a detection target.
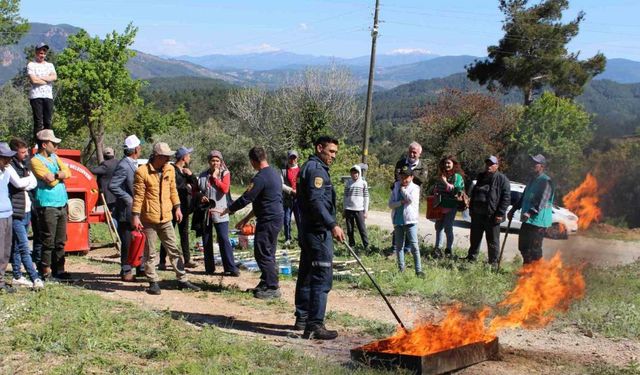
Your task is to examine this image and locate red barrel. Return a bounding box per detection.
[127,230,146,267]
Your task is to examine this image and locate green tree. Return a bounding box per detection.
[56,23,142,163]
[508,92,592,192]
[416,89,521,176]
[298,100,332,150]
[0,83,31,141]
[0,0,28,46]
[467,0,606,105]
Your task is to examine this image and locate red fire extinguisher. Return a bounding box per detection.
[127,230,146,267]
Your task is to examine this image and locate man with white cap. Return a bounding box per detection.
[509,154,554,264]
[28,42,57,143]
[30,129,72,280]
[131,142,200,295]
[110,135,143,281]
[464,155,511,265]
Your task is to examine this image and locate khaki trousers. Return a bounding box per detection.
[142,220,187,283]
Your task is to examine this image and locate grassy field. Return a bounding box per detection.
[92,218,640,342]
[0,285,397,375]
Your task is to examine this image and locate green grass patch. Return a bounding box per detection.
[558,261,640,339]
[326,311,396,339]
[332,224,520,307]
[0,285,393,375]
[585,361,640,375]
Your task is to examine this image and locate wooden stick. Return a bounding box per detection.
[100,193,121,254]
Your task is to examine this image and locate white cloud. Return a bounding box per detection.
[298,23,309,31]
[238,43,281,53]
[161,38,178,46]
[390,48,432,55]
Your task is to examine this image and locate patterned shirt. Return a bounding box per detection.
[27,61,56,99]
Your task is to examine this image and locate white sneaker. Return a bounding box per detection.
[12,276,33,288]
[33,279,45,289]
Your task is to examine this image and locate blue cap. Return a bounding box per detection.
[175,146,193,160]
[485,155,499,165]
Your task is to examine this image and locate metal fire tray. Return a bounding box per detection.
[351,337,499,375]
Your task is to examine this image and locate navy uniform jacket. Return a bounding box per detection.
[298,155,337,233]
[228,166,283,223]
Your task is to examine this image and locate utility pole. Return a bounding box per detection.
[361,0,380,168]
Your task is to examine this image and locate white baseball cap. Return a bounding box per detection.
[123,135,141,149]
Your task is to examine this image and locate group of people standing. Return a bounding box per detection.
[1,130,75,293]
[94,135,344,340]
[384,143,555,277]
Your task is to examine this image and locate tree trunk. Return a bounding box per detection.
[524,86,534,106]
[88,120,105,164]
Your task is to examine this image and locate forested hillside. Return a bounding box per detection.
[371,73,640,140]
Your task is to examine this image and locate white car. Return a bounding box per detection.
[462,181,579,237]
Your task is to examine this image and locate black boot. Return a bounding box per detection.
[303,324,338,340]
[146,282,161,295]
[293,317,307,331]
[178,280,201,292]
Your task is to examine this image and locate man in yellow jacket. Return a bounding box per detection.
[132,142,200,295]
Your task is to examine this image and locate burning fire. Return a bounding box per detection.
[361,254,585,356]
[563,173,602,230]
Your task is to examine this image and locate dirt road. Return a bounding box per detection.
[365,210,640,266]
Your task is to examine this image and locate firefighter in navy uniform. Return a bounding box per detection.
[222,146,284,299]
[293,136,345,340]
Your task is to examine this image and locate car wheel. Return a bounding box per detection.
[546,222,568,240]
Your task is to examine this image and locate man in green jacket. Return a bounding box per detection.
[509,154,555,264]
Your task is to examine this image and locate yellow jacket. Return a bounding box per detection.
[132,162,180,224]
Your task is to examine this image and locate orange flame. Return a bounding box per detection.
[562,173,602,230]
[361,254,585,356]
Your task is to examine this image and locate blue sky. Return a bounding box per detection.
[20,0,640,60]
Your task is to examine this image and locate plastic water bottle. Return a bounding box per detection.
[279,251,292,276]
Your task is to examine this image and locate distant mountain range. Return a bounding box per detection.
[1,23,639,89]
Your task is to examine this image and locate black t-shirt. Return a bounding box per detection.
[229,166,284,222]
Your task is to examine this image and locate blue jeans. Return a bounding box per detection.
[11,212,40,281]
[283,202,300,242]
[434,208,457,252]
[394,224,422,273]
[203,220,239,274]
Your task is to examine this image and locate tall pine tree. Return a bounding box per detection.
[467,0,606,105]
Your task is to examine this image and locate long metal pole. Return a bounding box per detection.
[496,217,513,271]
[342,241,408,333]
[361,0,380,166]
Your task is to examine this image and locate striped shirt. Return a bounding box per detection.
[344,178,369,212]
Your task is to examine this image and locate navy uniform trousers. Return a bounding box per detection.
[294,229,334,326]
[255,218,283,289]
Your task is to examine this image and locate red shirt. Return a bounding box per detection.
[287,165,299,191]
[209,171,231,194]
